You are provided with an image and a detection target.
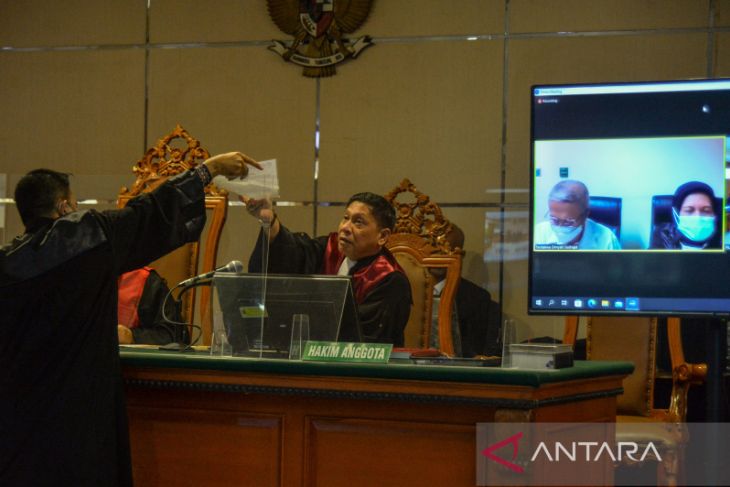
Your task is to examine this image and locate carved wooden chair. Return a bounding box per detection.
[564,316,707,485]
[117,125,228,345]
[383,179,462,355]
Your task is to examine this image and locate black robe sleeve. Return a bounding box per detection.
[102,170,207,275]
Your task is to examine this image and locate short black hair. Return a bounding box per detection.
[346,192,396,231]
[14,169,71,226]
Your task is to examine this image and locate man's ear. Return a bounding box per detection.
[377,227,391,246]
[56,200,70,217]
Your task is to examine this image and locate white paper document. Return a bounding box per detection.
[213,158,280,199]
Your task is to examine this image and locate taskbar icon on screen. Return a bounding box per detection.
[533,297,640,312]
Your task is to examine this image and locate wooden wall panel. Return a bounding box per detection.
[319,40,503,203]
[718,0,730,27]
[149,0,278,43]
[363,0,503,37]
[0,0,146,47]
[715,33,730,76]
[510,0,709,32]
[0,50,145,177]
[147,47,316,202]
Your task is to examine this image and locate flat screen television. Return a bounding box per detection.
[529,78,730,317]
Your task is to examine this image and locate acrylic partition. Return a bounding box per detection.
[211,272,358,360]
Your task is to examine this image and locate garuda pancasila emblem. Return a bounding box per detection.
[267,0,374,78]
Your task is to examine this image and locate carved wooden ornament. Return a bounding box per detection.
[119,124,224,198]
[384,178,460,255]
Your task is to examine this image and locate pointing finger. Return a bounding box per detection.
[239,153,262,170]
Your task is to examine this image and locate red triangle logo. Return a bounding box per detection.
[481,431,525,473]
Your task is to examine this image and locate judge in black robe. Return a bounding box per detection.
[454,278,502,357]
[0,152,258,486]
[247,193,411,346]
[431,223,502,357]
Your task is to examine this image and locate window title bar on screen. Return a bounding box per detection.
[533,80,730,97]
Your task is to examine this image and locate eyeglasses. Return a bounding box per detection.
[546,212,583,227]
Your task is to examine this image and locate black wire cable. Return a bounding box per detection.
[161,280,211,350]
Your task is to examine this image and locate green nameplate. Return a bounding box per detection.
[302,341,392,363]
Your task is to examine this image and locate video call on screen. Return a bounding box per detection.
[529,80,730,316]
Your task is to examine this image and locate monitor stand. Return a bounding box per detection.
[702,318,727,421]
[701,318,727,486]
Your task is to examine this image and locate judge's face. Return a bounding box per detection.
[337,201,390,261]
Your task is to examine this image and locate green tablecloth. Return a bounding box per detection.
[121,347,633,388]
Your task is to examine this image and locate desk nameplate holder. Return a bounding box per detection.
[302,341,392,364]
[503,343,574,370]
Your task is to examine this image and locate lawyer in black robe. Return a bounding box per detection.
[0,153,257,486]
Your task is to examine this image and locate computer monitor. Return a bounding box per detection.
[529,78,730,317]
[214,273,362,357]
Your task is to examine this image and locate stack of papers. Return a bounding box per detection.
[213,158,279,199]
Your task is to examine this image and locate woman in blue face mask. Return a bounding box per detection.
[651,181,722,250]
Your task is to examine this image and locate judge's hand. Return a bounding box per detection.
[240,196,275,224]
[240,196,280,240]
[118,324,134,344]
[204,152,261,180]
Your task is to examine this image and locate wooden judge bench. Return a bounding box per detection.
[116,136,632,484]
[121,350,632,486]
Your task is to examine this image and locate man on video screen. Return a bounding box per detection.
[534,180,621,250]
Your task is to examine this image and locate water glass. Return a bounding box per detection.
[289,314,310,360]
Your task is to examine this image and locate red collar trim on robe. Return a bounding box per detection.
[321,233,405,304]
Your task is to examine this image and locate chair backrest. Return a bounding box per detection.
[384,179,461,354]
[588,196,622,237]
[587,316,657,417]
[651,195,675,230]
[575,315,707,421]
[117,125,228,345]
